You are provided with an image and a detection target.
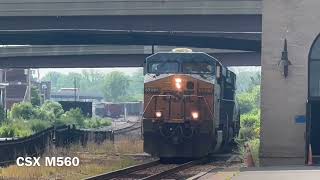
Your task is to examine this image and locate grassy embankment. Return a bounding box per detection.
[0,139,144,180]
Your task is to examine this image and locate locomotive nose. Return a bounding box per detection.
[187,81,194,90]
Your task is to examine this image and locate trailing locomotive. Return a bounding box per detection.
[142,49,240,158]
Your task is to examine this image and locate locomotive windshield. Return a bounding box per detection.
[148,62,179,74]
[146,52,219,75]
[183,62,214,74]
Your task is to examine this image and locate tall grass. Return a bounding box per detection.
[249,139,260,166]
[0,138,144,180]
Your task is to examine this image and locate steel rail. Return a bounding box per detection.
[85,160,160,180]
[141,158,208,180]
[113,118,141,134]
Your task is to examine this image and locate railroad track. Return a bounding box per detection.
[113,119,141,134]
[85,158,209,180]
[164,154,239,180]
[85,154,238,180]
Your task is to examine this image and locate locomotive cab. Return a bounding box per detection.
[142,49,239,158]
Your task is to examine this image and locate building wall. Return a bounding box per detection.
[5,69,28,109]
[261,0,320,165]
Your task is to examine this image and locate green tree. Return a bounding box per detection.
[0,105,5,123]
[80,69,105,92]
[42,72,64,92]
[232,69,261,93]
[59,108,85,127]
[29,119,51,132]
[249,72,261,90]
[31,86,41,106]
[41,101,64,119]
[102,71,130,102]
[237,85,260,115]
[42,70,106,97]
[126,69,144,101]
[10,102,36,120]
[41,69,145,102]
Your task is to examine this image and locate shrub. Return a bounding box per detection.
[10,102,36,120]
[237,85,260,115]
[237,93,255,114]
[84,117,112,129]
[238,127,257,142]
[59,108,85,128]
[29,119,52,133]
[238,109,260,142]
[240,110,260,129]
[0,125,15,137]
[0,121,33,138]
[235,84,261,167]
[34,108,54,121]
[248,139,260,166]
[41,101,64,119]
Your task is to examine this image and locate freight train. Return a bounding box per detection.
[95,102,143,118]
[142,48,240,159]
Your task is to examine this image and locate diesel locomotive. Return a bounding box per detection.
[142,49,240,158]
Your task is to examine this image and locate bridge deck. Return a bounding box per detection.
[0,0,261,16]
[0,45,261,67]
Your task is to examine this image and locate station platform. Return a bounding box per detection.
[198,166,320,180]
[232,166,320,180]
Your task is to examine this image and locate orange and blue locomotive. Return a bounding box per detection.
[142,49,240,158]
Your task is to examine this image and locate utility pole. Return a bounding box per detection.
[124,103,127,122]
[4,69,6,111]
[74,78,77,109]
[28,69,31,102]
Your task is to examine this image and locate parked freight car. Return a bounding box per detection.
[94,102,143,118]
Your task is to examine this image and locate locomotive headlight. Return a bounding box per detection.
[191,112,199,120]
[175,78,182,89]
[155,111,162,118]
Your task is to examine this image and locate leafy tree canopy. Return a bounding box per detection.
[10,102,36,120]
[31,86,41,106]
[42,69,144,103]
[102,71,130,102]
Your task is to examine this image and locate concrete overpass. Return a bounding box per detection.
[0,0,261,17]
[0,30,261,51]
[0,0,262,40]
[0,45,260,68]
[0,0,262,67]
[0,0,261,31]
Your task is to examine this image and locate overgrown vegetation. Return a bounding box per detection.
[234,68,261,166]
[0,139,144,180]
[31,86,41,106]
[0,101,112,138]
[84,117,112,129]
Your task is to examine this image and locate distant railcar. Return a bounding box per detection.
[106,103,123,118]
[125,102,143,115]
[142,49,240,159]
[95,102,144,118]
